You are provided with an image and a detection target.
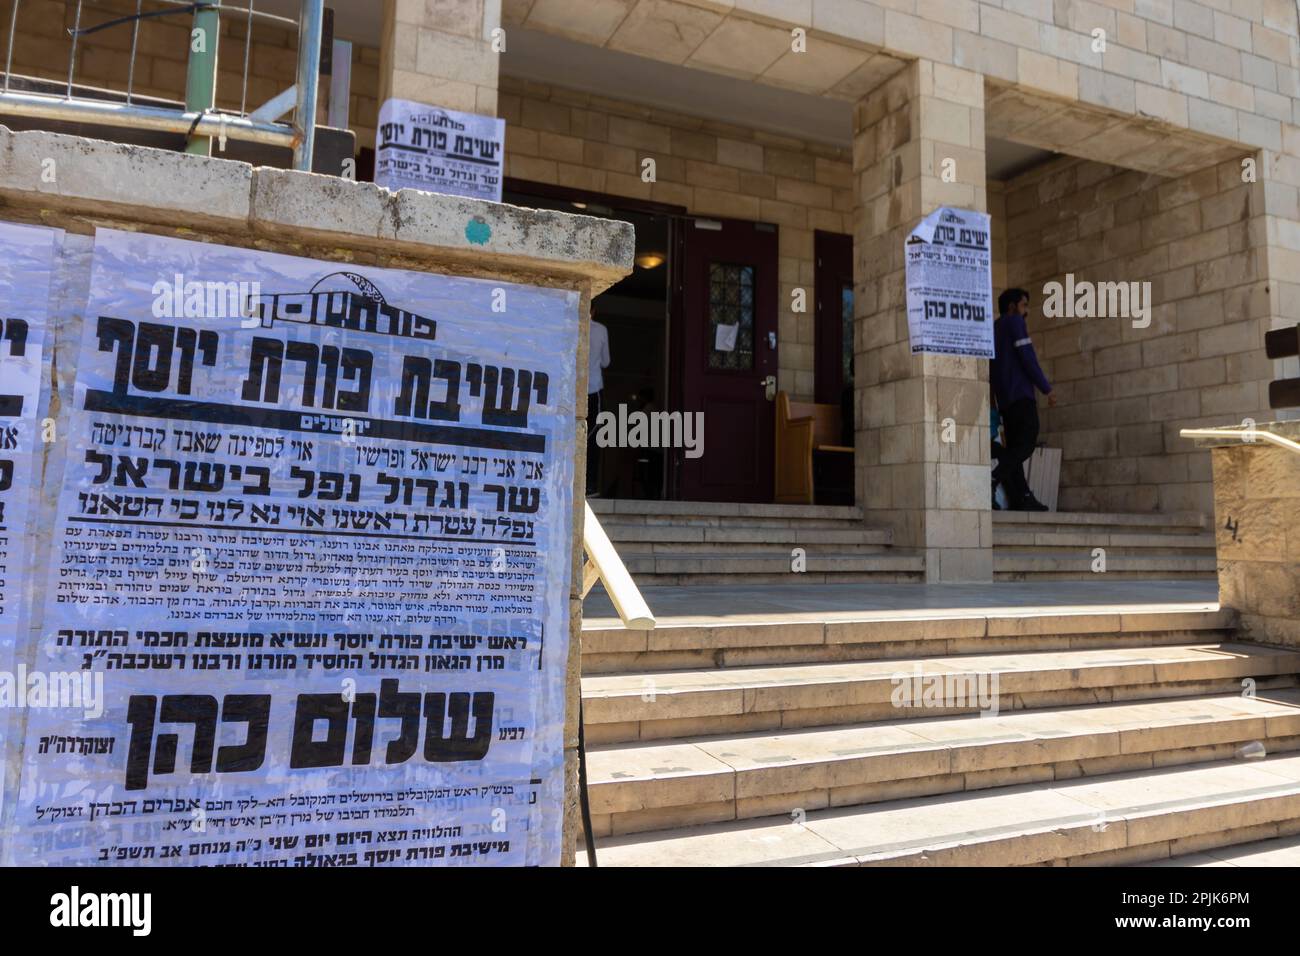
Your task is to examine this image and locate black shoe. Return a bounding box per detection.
[1016,494,1049,512]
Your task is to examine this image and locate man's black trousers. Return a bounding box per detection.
[994,397,1039,505]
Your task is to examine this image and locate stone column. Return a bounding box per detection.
[1260,138,1300,420]
[852,60,992,583]
[379,0,501,116]
[1199,423,1300,648]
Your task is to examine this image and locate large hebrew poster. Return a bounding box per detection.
[0,222,61,828]
[9,229,577,866]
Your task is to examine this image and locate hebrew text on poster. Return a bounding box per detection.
[0,221,62,825]
[905,207,995,358]
[10,229,577,866]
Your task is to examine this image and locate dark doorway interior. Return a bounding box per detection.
[503,183,674,499]
[814,230,855,445]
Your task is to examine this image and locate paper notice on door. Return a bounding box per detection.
[714,323,738,352]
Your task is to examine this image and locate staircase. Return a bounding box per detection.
[591,500,1215,585]
[579,603,1300,866]
[994,511,1216,580]
[588,499,921,585]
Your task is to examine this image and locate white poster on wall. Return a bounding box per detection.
[904,206,995,358]
[375,98,505,201]
[0,221,61,826]
[8,228,578,866]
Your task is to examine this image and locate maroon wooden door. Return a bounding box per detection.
[676,217,779,503]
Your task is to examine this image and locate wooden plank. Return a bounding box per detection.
[1023,447,1062,511]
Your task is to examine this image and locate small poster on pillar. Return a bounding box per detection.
[904,206,995,359]
[375,98,505,202]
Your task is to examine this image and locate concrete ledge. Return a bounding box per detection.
[581,606,1239,649]
[252,167,633,287]
[0,126,253,227]
[0,125,634,291]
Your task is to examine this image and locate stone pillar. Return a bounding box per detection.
[379,0,501,116]
[1260,138,1300,422]
[1199,423,1300,648]
[852,60,992,583]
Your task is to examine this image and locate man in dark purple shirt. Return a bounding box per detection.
[991,288,1056,511]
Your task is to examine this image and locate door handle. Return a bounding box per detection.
[761,375,776,401]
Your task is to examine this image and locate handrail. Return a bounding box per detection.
[581,503,654,630]
[1181,426,1300,456]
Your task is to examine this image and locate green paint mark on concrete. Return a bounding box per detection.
[466,217,491,245]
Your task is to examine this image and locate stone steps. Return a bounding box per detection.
[994,551,1217,580]
[1154,832,1300,866]
[578,589,1300,865]
[992,511,1215,580]
[581,752,1300,866]
[588,499,862,521]
[993,531,1214,550]
[598,526,892,546]
[993,511,1207,530]
[582,643,1300,744]
[597,514,875,530]
[592,500,908,585]
[587,690,1300,837]
[620,550,923,582]
[581,606,1238,674]
[590,500,1218,585]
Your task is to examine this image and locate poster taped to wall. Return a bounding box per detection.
[904,206,995,358]
[8,228,577,866]
[375,98,505,201]
[0,221,62,824]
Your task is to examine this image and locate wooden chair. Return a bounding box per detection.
[775,391,853,504]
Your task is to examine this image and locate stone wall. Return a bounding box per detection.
[498,75,855,402]
[505,0,1300,163]
[1202,423,1300,647]
[1004,152,1273,516]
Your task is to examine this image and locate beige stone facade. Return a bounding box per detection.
[1202,423,1300,647]
[498,75,855,399]
[1006,154,1274,515]
[5,0,1300,580]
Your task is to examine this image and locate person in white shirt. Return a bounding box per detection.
[587,313,611,496]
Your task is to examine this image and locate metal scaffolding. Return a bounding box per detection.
[0,0,324,171]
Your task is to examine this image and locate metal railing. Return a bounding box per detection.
[581,502,654,630]
[1181,426,1300,456]
[0,0,323,170]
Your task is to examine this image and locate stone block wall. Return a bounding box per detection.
[498,75,855,403]
[1004,152,1274,515]
[1205,423,1300,648]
